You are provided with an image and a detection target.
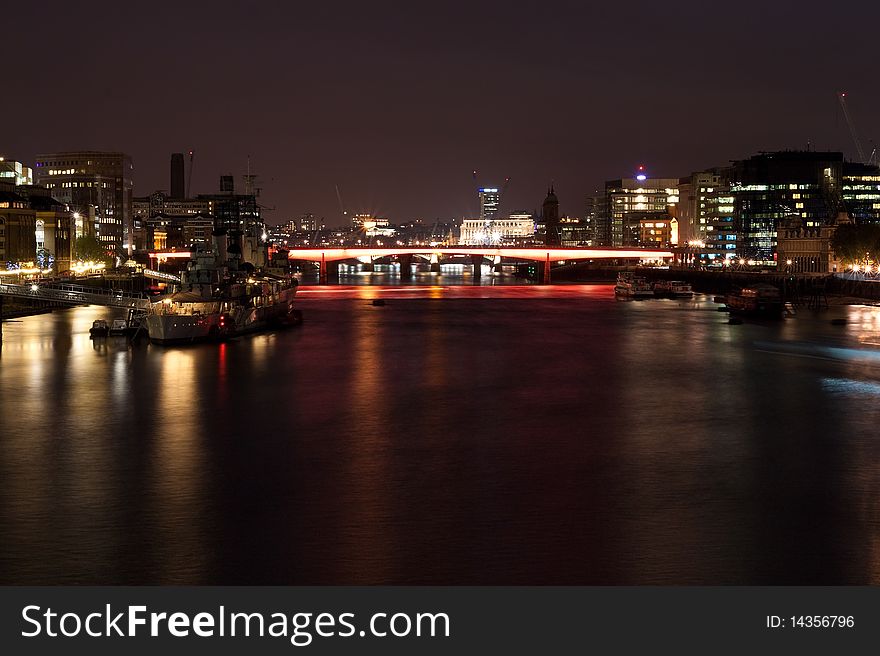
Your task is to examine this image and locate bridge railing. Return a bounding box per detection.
[0,281,151,310]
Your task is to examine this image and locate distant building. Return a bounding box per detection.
[459,215,534,245]
[559,216,592,246]
[598,171,680,247]
[197,176,266,266]
[479,187,501,222]
[542,186,561,245]
[132,191,213,250]
[299,213,320,232]
[0,158,33,186]
[33,151,133,255]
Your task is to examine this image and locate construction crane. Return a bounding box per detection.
[186,150,194,198]
[838,92,868,164]
[334,184,348,223]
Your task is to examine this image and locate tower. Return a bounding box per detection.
[170,153,185,198]
[542,185,560,245]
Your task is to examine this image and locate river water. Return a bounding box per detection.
[2,276,880,584]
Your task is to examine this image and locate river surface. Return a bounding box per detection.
[2,279,880,584]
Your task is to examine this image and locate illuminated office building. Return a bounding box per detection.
[479,187,501,222]
[34,151,133,255]
[0,158,33,186]
[598,169,679,247]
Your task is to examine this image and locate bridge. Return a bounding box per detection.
[0,281,150,310]
[285,247,673,283]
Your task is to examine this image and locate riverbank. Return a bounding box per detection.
[552,263,880,305]
[0,299,59,321]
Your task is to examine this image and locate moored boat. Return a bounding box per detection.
[725,284,783,318]
[145,231,299,345]
[615,272,654,299]
[89,319,109,338]
[654,280,694,298]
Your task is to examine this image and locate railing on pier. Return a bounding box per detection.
[0,281,151,310]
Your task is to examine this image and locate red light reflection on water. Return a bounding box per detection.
[295,284,614,300]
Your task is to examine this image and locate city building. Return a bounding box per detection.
[479,187,501,222]
[598,170,680,247]
[726,151,843,262]
[0,158,33,186]
[197,176,266,266]
[33,151,133,255]
[17,185,74,272]
[677,170,722,245]
[841,162,880,223]
[299,213,320,232]
[0,182,36,266]
[559,215,592,246]
[638,215,677,247]
[459,215,534,245]
[776,211,851,273]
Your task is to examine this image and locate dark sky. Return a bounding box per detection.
[3,0,879,225]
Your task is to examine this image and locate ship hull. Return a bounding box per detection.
[146,293,298,345]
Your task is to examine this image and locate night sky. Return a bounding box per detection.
[3,1,879,225]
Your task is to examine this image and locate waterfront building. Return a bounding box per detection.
[726,151,843,263]
[33,151,133,255]
[702,178,737,262]
[677,170,722,245]
[16,185,74,272]
[0,182,36,266]
[598,171,680,247]
[638,214,677,247]
[0,158,33,186]
[0,182,74,271]
[776,211,851,273]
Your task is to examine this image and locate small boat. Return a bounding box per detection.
[615,272,653,299]
[725,284,784,318]
[654,280,694,298]
[108,318,138,337]
[669,281,694,298]
[89,319,110,338]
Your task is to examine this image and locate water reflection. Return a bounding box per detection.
[2,292,880,584]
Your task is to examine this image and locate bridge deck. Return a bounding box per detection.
[0,281,151,310]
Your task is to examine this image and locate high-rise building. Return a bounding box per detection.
[170,153,186,198]
[677,170,722,245]
[479,187,501,222]
[598,170,680,247]
[726,151,843,262]
[33,151,133,255]
[841,161,880,223]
